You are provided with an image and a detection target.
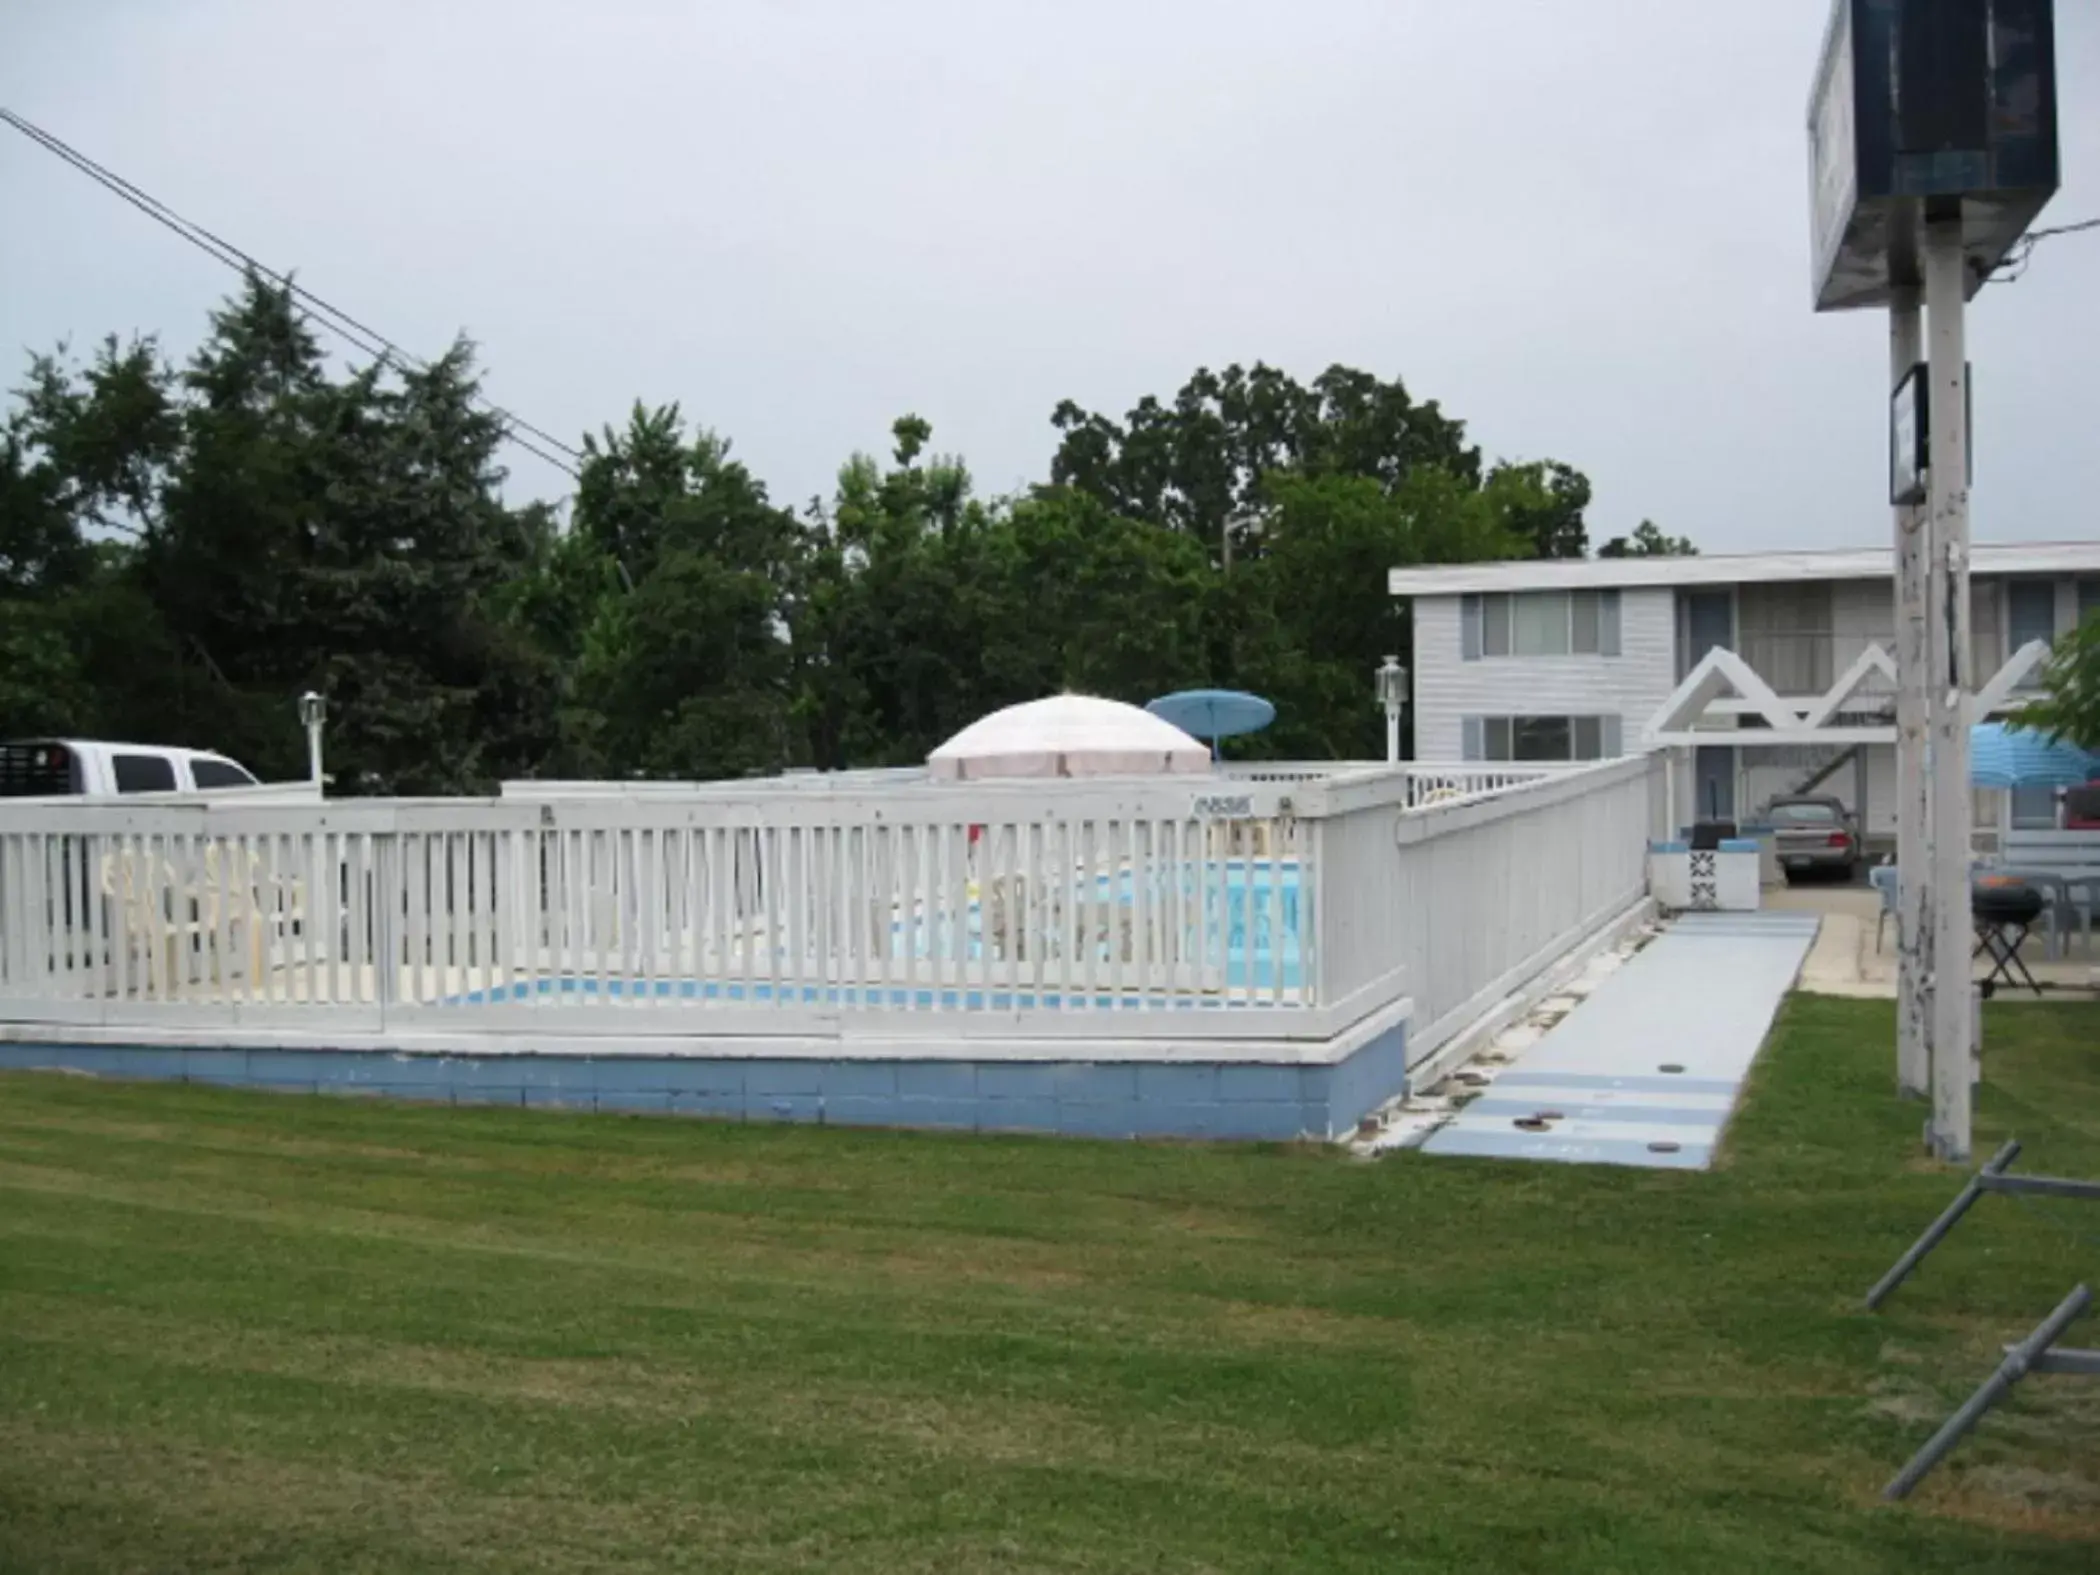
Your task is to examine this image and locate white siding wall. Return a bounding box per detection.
[1410,588,1677,762]
[1974,577,2004,674]
[1830,578,1897,688]
[1408,568,2092,813]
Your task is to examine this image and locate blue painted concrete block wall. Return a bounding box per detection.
[0,1017,1407,1143]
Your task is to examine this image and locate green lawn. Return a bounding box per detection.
[2,997,2097,1573]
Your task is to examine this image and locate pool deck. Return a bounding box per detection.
[1418,910,1821,1170]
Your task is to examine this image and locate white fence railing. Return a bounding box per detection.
[1309,754,1661,1056]
[0,758,1656,1050]
[501,763,1569,805]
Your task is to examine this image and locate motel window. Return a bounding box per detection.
[1463,714,1623,763]
[2006,580,2056,690]
[1463,590,1621,658]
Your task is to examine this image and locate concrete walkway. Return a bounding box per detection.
[1769,885,2100,1000]
[1418,911,1820,1170]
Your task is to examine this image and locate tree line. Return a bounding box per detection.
[0,277,1697,794]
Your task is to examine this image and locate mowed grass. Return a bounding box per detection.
[1,998,2097,1573]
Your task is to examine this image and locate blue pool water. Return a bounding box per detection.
[442,860,1307,1008]
[900,858,1304,993]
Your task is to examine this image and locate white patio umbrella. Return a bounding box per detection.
[927,695,1211,781]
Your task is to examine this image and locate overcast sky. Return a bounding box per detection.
[3,1,2095,554]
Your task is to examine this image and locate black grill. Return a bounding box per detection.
[1972,881,2045,927]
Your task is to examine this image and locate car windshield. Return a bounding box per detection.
[1769,802,1840,825]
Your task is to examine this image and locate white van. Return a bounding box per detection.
[0,739,261,797]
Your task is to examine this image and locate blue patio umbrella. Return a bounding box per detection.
[1968,721,2099,789]
[1145,690,1275,759]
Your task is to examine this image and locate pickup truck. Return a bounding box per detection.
[0,739,260,797]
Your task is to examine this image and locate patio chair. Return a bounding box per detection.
[99,842,311,995]
[985,874,1027,962]
[1869,862,1899,953]
[100,847,185,994]
[985,874,1131,966]
[1204,820,1277,860]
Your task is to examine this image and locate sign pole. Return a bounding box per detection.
[1923,217,1973,1163]
[1890,285,1931,1100]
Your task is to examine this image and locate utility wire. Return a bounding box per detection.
[1986,215,2100,287]
[0,106,583,480]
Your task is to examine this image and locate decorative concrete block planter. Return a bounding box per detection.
[1649,839,1762,912]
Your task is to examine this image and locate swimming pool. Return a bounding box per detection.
[440,859,1308,1007]
[894,857,1304,993]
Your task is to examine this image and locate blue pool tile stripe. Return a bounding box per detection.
[1490,1071,1739,1096]
[1458,1098,1730,1128]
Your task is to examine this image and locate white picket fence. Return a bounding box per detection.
[0,757,1656,1049]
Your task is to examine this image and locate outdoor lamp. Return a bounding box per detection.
[298,691,328,788]
[1376,657,1407,764]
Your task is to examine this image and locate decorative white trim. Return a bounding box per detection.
[1972,640,2054,717]
[1643,640,2060,749]
[1643,649,1802,739]
[1797,643,1899,730]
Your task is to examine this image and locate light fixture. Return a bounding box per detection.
[298,691,328,788]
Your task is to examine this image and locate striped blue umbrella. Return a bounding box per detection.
[1968,722,2099,789]
[1145,690,1275,758]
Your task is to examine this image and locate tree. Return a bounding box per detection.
[3,289,1667,788]
[568,406,803,779]
[1223,467,1529,758]
[1484,458,1592,560]
[1599,519,1697,558]
[135,276,559,788]
[4,335,179,575]
[1050,363,1479,568]
[1003,487,1211,702]
[2023,612,2100,751]
[794,419,1016,767]
[0,336,190,745]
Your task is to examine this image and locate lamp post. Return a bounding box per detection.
[298,691,327,790]
[1376,656,1407,766]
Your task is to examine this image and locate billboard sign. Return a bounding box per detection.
[1808,0,2059,312]
[1808,1,1860,299]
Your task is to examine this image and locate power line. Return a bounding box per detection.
[0,106,583,480]
[0,106,584,478]
[1985,215,2100,287]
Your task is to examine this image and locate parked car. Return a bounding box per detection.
[1765,794,1862,883]
[0,739,259,798]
